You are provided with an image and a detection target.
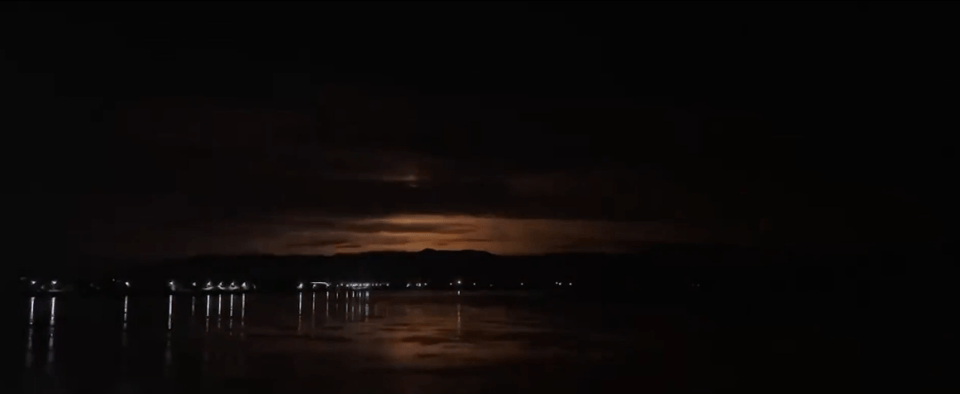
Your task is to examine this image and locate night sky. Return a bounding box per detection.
[3,2,956,261]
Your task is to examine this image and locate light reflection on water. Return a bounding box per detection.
[25,325,33,367]
[122,296,128,347]
[50,297,56,326]
[20,292,648,394]
[205,295,210,333]
[46,323,54,374]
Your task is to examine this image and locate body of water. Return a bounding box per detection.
[17,290,880,393]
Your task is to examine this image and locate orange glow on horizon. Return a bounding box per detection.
[255,214,730,256]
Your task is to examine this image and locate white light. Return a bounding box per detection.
[457,281,461,284]
[449,283,453,286]
[51,280,58,285]
[407,283,411,287]
[192,282,197,287]
[473,283,476,286]
[569,283,573,286]
[520,283,524,286]
[125,281,130,287]
[30,280,36,285]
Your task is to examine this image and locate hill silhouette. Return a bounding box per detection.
[13,244,952,312]
[14,243,956,315]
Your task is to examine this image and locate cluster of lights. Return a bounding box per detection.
[338,282,387,288]
[448,281,497,287]
[24,277,261,293]
[21,278,67,293]
[181,280,252,292]
[23,277,557,293]
[295,282,389,290]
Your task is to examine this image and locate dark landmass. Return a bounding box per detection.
[15,244,956,315]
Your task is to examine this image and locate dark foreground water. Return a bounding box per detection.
[16,291,950,393]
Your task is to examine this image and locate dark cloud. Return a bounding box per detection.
[333,221,477,235]
[285,239,353,249]
[447,238,494,244]
[4,2,954,261]
[93,93,745,225]
[359,237,414,246]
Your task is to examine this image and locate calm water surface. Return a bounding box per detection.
[19,291,862,393]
